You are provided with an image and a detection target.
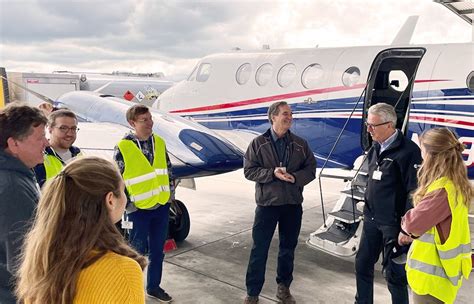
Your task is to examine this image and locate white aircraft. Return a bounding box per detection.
[153,1,474,257]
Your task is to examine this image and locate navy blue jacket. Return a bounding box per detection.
[364,131,422,226]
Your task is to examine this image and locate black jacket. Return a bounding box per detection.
[0,149,40,302]
[364,131,422,226]
[33,146,81,188]
[244,129,316,206]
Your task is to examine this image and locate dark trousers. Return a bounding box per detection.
[246,204,303,296]
[355,217,408,304]
[128,203,170,293]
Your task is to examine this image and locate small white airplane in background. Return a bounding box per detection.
[153,1,474,257]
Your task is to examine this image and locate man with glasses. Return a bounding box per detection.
[113,104,174,303]
[34,109,82,187]
[355,103,422,304]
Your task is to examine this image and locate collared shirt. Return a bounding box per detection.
[270,127,288,167]
[380,129,398,154]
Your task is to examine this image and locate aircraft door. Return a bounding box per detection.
[361,48,426,151]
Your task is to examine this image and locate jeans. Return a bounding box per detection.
[246,204,303,296]
[127,203,170,293]
[355,216,408,304]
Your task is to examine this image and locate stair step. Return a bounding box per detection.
[340,188,365,198]
[329,209,363,223]
[319,169,355,181]
[313,221,358,243]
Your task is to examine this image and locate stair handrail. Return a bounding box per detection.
[318,83,369,227]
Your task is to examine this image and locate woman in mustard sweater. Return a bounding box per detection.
[16,156,147,303]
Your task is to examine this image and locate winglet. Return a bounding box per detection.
[391,15,419,45]
[0,67,9,108]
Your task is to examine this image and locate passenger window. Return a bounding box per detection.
[302,64,324,89]
[196,63,212,82]
[236,63,252,85]
[277,63,297,88]
[467,71,474,93]
[342,66,360,87]
[389,70,409,92]
[256,63,273,86]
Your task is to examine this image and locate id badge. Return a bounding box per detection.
[372,170,382,180]
[121,220,133,230]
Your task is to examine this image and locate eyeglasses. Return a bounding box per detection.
[55,126,79,133]
[135,118,153,123]
[364,121,390,129]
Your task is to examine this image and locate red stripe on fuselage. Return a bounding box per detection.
[410,115,474,127]
[170,79,449,114]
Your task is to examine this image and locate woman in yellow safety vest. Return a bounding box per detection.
[399,127,473,304]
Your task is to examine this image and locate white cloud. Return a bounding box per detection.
[0,0,471,81]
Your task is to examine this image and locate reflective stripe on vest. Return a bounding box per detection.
[118,135,170,209]
[406,177,472,303]
[124,169,169,187]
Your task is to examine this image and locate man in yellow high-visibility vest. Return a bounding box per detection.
[34,109,81,188]
[114,104,174,303]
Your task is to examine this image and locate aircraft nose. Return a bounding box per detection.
[178,129,243,172]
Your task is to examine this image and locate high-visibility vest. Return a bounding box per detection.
[406,177,472,304]
[44,154,64,180]
[117,134,170,209]
[44,151,82,180]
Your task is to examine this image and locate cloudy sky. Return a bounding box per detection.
[0,0,471,81]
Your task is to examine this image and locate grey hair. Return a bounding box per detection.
[368,103,397,127]
[267,101,288,125]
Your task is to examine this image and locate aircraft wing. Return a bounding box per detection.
[57,91,243,179]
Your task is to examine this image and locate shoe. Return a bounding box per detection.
[276,283,296,304]
[147,288,173,303]
[244,295,259,304]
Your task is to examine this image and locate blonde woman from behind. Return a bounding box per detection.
[16,156,147,304]
[399,128,473,304]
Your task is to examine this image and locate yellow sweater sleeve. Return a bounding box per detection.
[74,252,145,304]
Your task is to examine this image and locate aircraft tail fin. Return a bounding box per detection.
[391,15,419,45]
[0,67,10,109]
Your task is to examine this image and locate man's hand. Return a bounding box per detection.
[398,232,413,246]
[274,167,295,183]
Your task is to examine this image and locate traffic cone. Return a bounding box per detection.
[164,238,177,252]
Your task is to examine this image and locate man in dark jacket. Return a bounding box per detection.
[355,103,422,304]
[34,109,81,187]
[243,101,316,304]
[0,103,48,303]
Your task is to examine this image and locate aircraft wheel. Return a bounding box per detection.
[169,199,190,242]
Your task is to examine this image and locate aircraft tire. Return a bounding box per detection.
[169,199,190,242]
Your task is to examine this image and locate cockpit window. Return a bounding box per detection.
[236,63,252,85]
[196,63,212,82]
[256,63,273,86]
[187,64,198,81]
[277,63,297,88]
[467,71,474,93]
[342,66,360,87]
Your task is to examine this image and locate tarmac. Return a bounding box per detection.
[146,169,474,304]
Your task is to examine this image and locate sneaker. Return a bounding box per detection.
[276,283,296,304]
[147,288,173,303]
[244,295,259,304]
